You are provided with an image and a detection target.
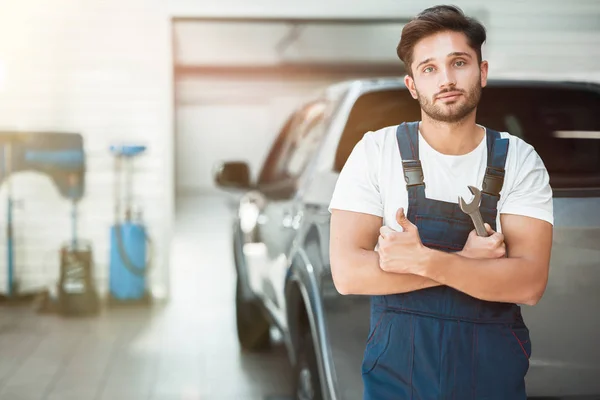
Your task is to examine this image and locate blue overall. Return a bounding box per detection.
[362,122,532,400]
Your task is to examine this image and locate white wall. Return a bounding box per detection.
[0,0,173,298]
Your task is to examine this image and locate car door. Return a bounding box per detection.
[239,112,300,304]
[255,101,330,325]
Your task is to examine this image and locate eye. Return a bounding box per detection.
[423,66,434,73]
[455,60,466,67]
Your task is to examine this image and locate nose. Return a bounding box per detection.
[439,66,456,89]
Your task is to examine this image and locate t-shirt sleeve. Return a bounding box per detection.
[328,132,383,217]
[499,140,554,225]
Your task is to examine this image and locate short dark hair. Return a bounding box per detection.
[397,5,487,75]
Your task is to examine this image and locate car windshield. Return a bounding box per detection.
[334,83,600,189]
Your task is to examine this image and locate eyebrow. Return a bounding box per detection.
[416,57,433,69]
[448,51,472,59]
[416,52,473,69]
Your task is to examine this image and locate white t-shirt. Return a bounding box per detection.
[328,124,554,233]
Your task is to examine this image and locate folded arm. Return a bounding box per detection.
[329,209,440,296]
[418,213,553,305]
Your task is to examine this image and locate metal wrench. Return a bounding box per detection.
[458,186,489,237]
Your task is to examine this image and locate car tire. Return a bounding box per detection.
[235,277,271,351]
[294,329,323,400]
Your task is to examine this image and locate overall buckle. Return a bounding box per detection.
[403,160,425,187]
[482,166,505,197]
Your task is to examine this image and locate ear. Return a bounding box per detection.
[404,74,418,99]
[480,60,489,88]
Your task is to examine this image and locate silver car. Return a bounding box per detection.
[214,76,600,399]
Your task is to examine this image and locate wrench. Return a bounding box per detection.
[458,186,489,237]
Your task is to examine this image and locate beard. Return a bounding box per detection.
[416,78,482,124]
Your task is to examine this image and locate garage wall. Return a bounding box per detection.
[0,0,173,298]
[173,0,600,194]
[176,77,306,193]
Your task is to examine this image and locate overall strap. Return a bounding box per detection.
[480,128,509,211]
[396,122,426,204]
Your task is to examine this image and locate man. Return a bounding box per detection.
[329,5,554,400]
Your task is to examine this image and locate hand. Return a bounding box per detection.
[459,223,506,259]
[377,208,427,274]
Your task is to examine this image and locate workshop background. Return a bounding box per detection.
[0,0,597,399]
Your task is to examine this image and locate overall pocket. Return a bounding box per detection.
[361,311,393,375]
[509,324,532,361]
[499,323,532,377]
[415,214,473,251]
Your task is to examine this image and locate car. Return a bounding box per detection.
[214,75,600,400]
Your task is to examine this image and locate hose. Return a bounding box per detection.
[114,223,153,278]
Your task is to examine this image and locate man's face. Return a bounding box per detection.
[404,30,488,124]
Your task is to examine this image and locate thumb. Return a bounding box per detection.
[484,223,494,235]
[396,207,416,232]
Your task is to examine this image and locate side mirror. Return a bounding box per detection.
[213,161,252,190]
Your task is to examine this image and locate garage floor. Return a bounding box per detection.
[0,194,294,400]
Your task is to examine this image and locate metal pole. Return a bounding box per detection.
[5,143,13,297]
[125,156,132,222]
[71,200,77,249]
[114,154,121,224]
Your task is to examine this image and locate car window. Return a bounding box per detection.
[257,113,299,186]
[282,102,328,178]
[259,101,328,187]
[334,84,600,189]
[477,85,600,189]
